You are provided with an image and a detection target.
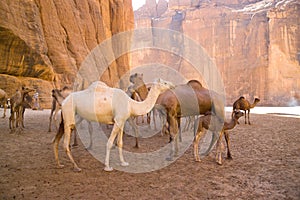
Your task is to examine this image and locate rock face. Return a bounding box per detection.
[0,0,134,108]
[134,0,300,106]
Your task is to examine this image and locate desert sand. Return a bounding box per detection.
[0,108,299,199]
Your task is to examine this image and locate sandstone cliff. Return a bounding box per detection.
[0,0,134,108]
[134,0,300,106]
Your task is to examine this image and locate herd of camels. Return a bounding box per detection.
[0,73,260,172]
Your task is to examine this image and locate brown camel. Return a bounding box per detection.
[48,86,72,132]
[194,110,244,165]
[129,73,151,124]
[157,80,225,160]
[0,89,8,118]
[9,87,35,131]
[232,96,260,125]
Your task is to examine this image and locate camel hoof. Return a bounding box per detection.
[121,162,129,167]
[227,156,233,160]
[73,167,82,172]
[104,166,113,172]
[195,158,201,162]
[217,161,222,165]
[57,164,64,169]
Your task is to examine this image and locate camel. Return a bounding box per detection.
[157,80,225,161]
[0,89,8,118]
[53,79,174,172]
[128,73,151,124]
[194,110,244,165]
[232,96,260,125]
[9,87,35,131]
[48,86,72,132]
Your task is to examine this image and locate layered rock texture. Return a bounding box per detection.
[134,0,300,106]
[0,0,134,108]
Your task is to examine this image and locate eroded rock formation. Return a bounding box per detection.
[0,0,134,108]
[134,0,300,106]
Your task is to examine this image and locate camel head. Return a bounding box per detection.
[233,110,244,119]
[129,73,143,84]
[51,89,64,106]
[21,86,35,95]
[254,98,260,103]
[153,78,175,92]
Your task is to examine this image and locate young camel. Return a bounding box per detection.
[0,89,8,118]
[9,87,35,130]
[232,96,260,125]
[53,79,174,172]
[48,86,72,132]
[194,110,244,164]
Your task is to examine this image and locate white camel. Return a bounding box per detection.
[53,79,174,172]
[0,89,8,118]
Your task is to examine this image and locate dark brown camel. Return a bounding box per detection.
[9,87,35,131]
[157,80,225,160]
[194,110,244,165]
[232,96,260,125]
[0,89,8,118]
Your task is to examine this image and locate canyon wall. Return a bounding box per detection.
[134,0,300,106]
[0,0,134,108]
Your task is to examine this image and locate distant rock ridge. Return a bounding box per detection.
[134,0,300,106]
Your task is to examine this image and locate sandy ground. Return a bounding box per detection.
[0,108,299,199]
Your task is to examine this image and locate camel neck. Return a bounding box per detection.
[131,84,161,116]
[224,118,238,131]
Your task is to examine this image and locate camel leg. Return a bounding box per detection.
[105,123,122,171]
[21,107,25,128]
[216,131,224,165]
[224,131,232,159]
[86,121,93,149]
[177,117,182,142]
[9,111,14,130]
[63,125,81,172]
[244,110,247,124]
[193,119,204,162]
[48,104,55,132]
[53,106,60,131]
[166,114,178,161]
[2,101,6,118]
[128,117,139,148]
[53,121,65,169]
[248,110,251,125]
[116,123,129,167]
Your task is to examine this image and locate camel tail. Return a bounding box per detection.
[52,113,64,144]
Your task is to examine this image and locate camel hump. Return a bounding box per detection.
[187,80,203,90]
[88,81,108,92]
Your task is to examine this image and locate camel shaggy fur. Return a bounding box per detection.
[232,96,260,125]
[53,79,174,172]
[194,110,244,164]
